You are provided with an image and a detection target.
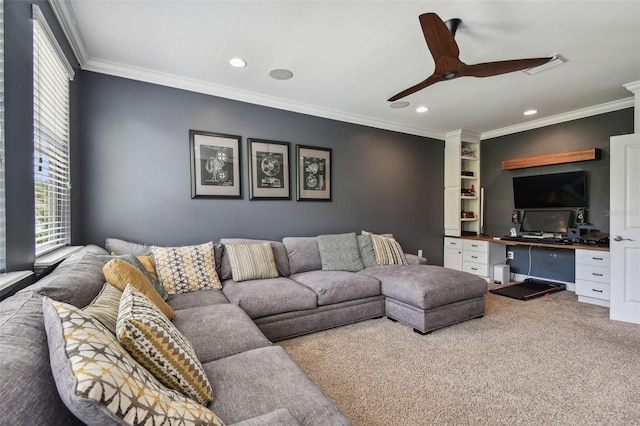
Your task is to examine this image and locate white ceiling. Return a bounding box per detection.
[52,0,640,140]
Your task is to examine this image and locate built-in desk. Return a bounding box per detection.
[443,235,610,307]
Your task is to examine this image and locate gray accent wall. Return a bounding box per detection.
[79,72,446,264]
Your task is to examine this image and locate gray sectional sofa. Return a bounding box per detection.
[0,234,487,425]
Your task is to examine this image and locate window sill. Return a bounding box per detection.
[0,270,35,299]
[35,246,83,276]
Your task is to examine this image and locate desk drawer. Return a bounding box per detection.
[576,280,610,301]
[462,261,488,277]
[463,240,488,253]
[576,264,610,284]
[463,251,488,264]
[575,250,610,267]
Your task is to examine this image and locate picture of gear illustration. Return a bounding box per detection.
[205,151,229,183]
[260,154,280,177]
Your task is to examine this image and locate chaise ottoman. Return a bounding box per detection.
[359,265,488,334]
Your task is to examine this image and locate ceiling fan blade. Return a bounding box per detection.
[388,74,443,102]
[460,57,552,78]
[419,13,460,63]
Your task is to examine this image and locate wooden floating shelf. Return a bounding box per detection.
[501,148,600,170]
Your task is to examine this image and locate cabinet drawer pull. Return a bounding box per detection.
[592,257,604,261]
[471,244,478,247]
[471,267,478,271]
[592,273,604,277]
[592,289,604,293]
[449,242,456,245]
[471,255,478,259]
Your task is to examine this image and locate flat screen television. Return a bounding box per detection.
[520,210,572,234]
[513,171,586,209]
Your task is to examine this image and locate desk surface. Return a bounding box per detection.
[452,235,610,252]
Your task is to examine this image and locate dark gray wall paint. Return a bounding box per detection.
[79,72,446,264]
[4,0,81,270]
[481,108,633,282]
[481,108,633,237]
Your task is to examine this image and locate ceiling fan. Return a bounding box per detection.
[388,13,552,102]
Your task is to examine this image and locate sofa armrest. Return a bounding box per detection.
[229,408,300,426]
[405,253,427,265]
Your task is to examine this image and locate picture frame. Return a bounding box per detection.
[190,130,242,199]
[296,145,332,201]
[248,138,291,200]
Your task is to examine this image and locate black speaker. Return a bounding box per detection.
[576,208,586,225]
[511,210,520,224]
[568,227,587,242]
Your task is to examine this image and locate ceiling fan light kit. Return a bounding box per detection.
[388,13,553,102]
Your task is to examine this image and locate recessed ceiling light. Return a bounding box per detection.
[229,57,247,68]
[524,109,538,116]
[389,101,410,109]
[269,69,294,80]
[416,106,429,113]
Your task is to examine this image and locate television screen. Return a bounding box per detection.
[520,210,572,234]
[513,171,586,209]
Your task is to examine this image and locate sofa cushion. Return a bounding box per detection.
[220,238,290,279]
[282,237,322,274]
[225,242,279,282]
[172,303,272,363]
[222,277,317,319]
[290,270,381,306]
[168,288,230,311]
[116,285,213,405]
[43,298,224,425]
[97,253,169,300]
[152,241,222,294]
[25,245,109,308]
[357,234,377,268]
[105,237,152,255]
[360,265,487,309]
[203,346,351,426]
[0,291,83,425]
[317,232,364,272]
[369,233,408,265]
[229,409,300,426]
[102,258,175,319]
[82,283,122,334]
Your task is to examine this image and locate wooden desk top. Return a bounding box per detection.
[451,235,610,252]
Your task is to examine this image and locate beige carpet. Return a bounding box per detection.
[277,289,640,425]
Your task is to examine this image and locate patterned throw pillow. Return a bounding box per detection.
[97,253,169,301]
[369,233,408,265]
[357,234,378,268]
[42,298,224,426]
[117,285,213,405]
[225,242,279,282]
[82,283,122,334]
[102,259,175,320]
[152,242,222,294]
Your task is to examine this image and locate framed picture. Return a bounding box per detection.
[248,138,290,200]
[296,145,331,201]
[190,130,242,198]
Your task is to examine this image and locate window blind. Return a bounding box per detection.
[33,5,73,257]
[0,0,6,273]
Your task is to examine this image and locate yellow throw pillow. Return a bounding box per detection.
[136,255,158,281]
[152,242,221,294]
[102,259,175,320]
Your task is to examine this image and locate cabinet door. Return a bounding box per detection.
[444,187,460,236]
[444,248,462,270]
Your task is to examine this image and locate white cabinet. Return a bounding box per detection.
[575,249,610,307]
[444,130,481,237]
[444,237,504,282]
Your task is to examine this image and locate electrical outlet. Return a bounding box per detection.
[507,251,514,260]
[417,249,423,257]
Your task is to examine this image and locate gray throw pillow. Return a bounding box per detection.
[357,234,377,268]
[283,237,322,274]
[97,253,169,301]
[105,237,152,256]
[317,233,364,272]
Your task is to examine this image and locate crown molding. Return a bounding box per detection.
[623,80,640,94]
[481,98,635,140]
[49,0,89,66]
